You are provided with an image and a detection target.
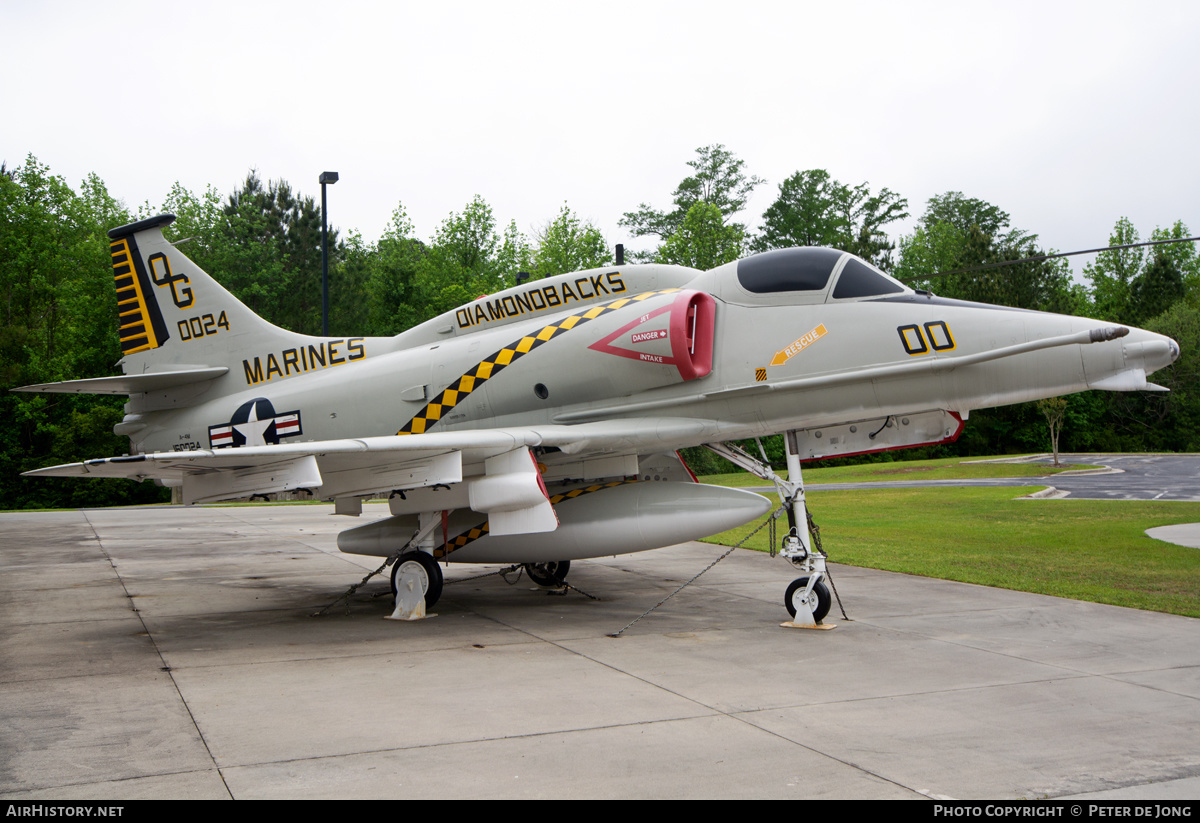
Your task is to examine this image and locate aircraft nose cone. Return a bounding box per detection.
[1083,324,1179,391]
[1140,331,1180,375]
[1120,327,1180,378]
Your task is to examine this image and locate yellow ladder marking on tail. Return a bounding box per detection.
[111,238,161,354]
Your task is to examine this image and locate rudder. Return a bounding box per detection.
[110,217,176,357]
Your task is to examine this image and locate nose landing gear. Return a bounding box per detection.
[707,431,838,628]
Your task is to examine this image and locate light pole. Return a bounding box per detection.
[319,171,339,336]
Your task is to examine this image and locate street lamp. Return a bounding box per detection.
[319,171,339,336]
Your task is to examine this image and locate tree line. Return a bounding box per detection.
[2,147,1197,507]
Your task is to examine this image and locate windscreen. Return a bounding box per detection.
[736,248,844,293]
[831,257,906,299]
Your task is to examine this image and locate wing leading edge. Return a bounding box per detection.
[23,419,733,527]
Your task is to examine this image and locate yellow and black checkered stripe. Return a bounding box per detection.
[397,290,679,435]
[111,237,168,355]
[432,480,636,559]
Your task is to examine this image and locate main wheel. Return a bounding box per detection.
[523,560,571,588]
[785,577,830,622]
[391,551,443,608]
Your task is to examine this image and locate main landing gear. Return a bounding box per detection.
[386,512,444,621]
[390,551,443,609]
[523,560,571,588]
[707,431,835,628]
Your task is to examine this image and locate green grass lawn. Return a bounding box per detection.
[701,485,1200,618]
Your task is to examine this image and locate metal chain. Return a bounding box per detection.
[312,556,392,617]
[806,510,822,555]
[487,564,600,600]
[607,502,787,637]
[825,564,849,621]
[315,555,605,616]
[452,564,523,584]
[561,580,601,600]
[768,506,782,557]
[804,510,850,622]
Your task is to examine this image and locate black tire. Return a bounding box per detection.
[785,577,830,622]
[523,560,571,587]
[391,551,443,608]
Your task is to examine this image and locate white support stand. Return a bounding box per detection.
[390,568,428,621]
[787,591,817,627]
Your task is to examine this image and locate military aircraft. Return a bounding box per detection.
[17,214,1181,623]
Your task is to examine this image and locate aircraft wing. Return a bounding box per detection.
[23,418,733,514]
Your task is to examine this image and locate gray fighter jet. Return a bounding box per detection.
[17,214,1180,623]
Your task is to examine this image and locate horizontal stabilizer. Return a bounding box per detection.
[13,367,228,395]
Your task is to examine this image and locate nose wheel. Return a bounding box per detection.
[785,577,830,623]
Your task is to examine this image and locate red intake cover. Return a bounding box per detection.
[587,290,715,381]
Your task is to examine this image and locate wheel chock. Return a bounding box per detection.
[781,620,836,630]
[386,575,435,621]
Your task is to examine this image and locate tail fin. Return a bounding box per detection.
[111,214,292,375]
[108,214,379,389]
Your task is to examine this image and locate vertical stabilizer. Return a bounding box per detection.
[107,214,387,389]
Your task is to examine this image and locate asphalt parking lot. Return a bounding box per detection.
[807,453,1200,501]
[1,492,1198,800]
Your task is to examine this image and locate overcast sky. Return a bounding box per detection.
[5,0,1198,276]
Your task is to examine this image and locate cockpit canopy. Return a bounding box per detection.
[734,247,906,301]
